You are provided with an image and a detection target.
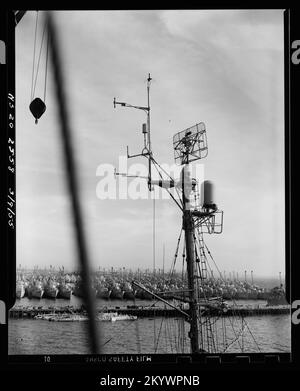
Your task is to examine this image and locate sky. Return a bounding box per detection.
[16,10,285,278]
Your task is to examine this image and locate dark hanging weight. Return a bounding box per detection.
[29,97,46,124]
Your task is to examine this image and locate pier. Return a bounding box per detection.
[9,304,290,319]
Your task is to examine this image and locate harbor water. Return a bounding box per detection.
[8,297,291,355]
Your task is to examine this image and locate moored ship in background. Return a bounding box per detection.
[122,282,135,300]
[27,281,44,299]
[267,285,288,306]
[95,283,111,300]
[43,279,59,299]
[16,280,26,299]
[109,282,124,300]
[58,283,72,299]
[73,279,97,298]
[14,268,285,303]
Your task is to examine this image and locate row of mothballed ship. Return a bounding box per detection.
[15,270,285,301]
[16,275,72,299]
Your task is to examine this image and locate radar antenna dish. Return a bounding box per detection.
[173,122,208,165]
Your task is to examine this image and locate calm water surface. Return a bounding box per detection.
[8,297,291,354]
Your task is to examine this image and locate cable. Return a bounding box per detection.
[43,29,49,102]
[153,194,156,274]
[45,12,100,354]
[30,11,39,101]
[202,238,261,352]
[32,22,47,99]
[151,157,183,211]
[167,228,183,281]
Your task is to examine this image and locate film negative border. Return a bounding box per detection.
[0,9,16,366]
[7,352,292,365]
[0,6,299,370]
[289,6,300,365]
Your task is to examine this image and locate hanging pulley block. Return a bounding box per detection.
[29,97,46,124]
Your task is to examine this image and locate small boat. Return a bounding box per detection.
[110,314,137,322]
[49,314,89,322]
[97,312,118,321]
[34,312,137,322]
[36,313,89,322]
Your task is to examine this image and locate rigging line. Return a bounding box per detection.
[166,318,174,353]
[101,337,113,348]
[133,295,141,353]
[152,191,157,350]
[221,317,225,350]
[46,12,100,354]
[153,294,156,351]
[151,157,183,210]
[43,28,50,102]
[196,232,243,351]
[163,318,168,354]
[209,317,217,352]
[153,193,156,274]
[118,319,143,354]
[223,316,228,350]
[151,159,183,211]
[31,11,39,101]
[176,318,180,352]
[181,241,186,284]
[167,228,183,281]
[173,318,179,353]
[222,311,243,351]
[154,316,165,353]
[150,156,174,182]
[243,317,261,352]
[103,308,143,352]
[150,157,183,206]
[202,240,260,349]
[195,254,205,351]
[223,320,246,353]
[195,232,243,351]
[169,238,181,281]
[181,241,185,297]
[214,317,219,352]
[33,21,47,99]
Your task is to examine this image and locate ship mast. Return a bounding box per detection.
[114,75,223,354]
[181,152,200,352]
[113,73,153,191]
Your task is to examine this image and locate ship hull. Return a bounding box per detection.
[141,291,154,300]
[110,288,124,300]
[28,287,44,299]
[96,289,111,299]
[16,283,25,299]
[58,286,72,299]
[73,286,97,298]
[44,286,59,299]
[123,290,135,300]
[267,296,288,306]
